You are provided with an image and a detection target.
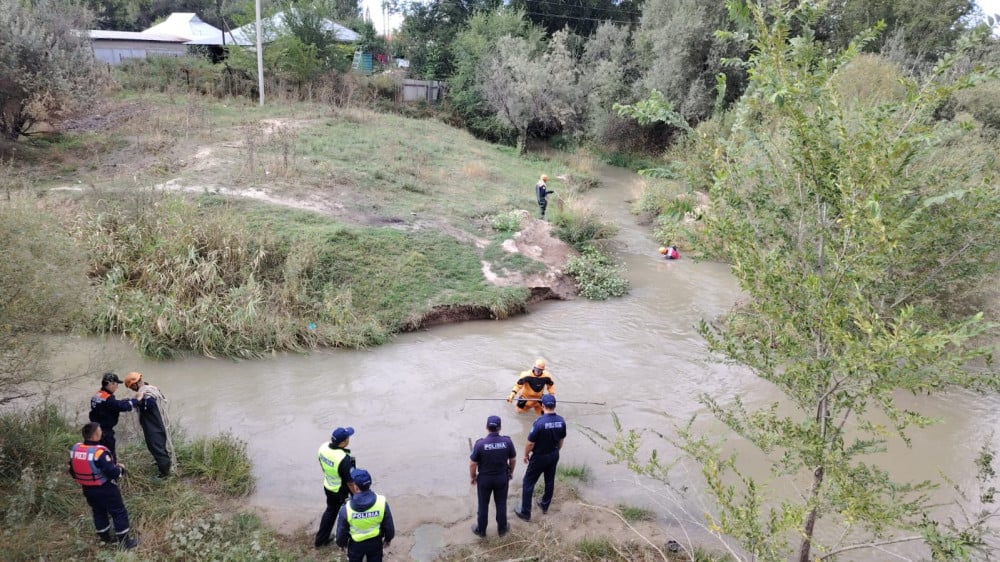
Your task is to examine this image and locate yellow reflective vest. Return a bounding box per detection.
[318,445,348,492]
[346,494,386,542]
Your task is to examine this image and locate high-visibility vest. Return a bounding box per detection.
[318,445,347,492]
[69,443,110,486]
[346,495,386,542]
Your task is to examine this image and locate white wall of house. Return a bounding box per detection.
[92,40,188,65]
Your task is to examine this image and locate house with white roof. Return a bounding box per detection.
[227,11,360,46]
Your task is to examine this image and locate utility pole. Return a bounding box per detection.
[255,0,264,106]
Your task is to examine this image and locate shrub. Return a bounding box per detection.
[550,196,618,251]
[490,210,523,232]
[167,512,283,561]
[565,246,629,300]
[174,433,255,497]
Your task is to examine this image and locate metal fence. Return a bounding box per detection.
[401,79,445,103]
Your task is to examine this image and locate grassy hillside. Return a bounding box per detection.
[3,92,602,359]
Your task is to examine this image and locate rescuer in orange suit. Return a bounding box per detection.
[506,358,555,415]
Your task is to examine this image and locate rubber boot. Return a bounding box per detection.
[116,532,139,550]
[96,529,114,544]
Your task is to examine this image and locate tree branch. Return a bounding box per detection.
[818,535,923,560]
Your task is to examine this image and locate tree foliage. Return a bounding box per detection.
[480,28,584,153]
[0,0,101,140]
[578,21,642,147]
[678,1,1000,560]
[395,0,501,79]
[636,0,747,123]
[448,8,544,143]
[508,0,641,37]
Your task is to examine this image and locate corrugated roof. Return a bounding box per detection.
[143,13,226,45]
[228,11,360,46]
[89,30,187,42]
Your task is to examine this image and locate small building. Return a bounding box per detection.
[89,30,189,65]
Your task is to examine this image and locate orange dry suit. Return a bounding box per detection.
[507,370,555,415]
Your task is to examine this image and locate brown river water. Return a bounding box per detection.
[38,164,1000,559]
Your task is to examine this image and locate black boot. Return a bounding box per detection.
[116,532,139,550]
[96,529,113,544]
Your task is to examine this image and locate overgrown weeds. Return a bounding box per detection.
[565,246,629,300]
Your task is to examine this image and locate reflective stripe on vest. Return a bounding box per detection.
[318,445,347,492]
[70,443,110,486]
[346,495,386,542]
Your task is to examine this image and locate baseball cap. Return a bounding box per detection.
[541,394,556,407]
[101,372,123,385]
[331,427,355,443]
[351,468,372,489]
[486,415,501,430]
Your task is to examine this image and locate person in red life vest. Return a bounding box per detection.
[507,358,555,415]
[123,371,172,479]
[68,422,139,549]
[335,468,395,562]
[659,245,680,260]
[89,373,138,459]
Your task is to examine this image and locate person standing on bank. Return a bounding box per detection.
[316,426,360,548]
[123,372,172,479]
[470,415,517,537]
[535,174,554,219]
[89,373,137,459]
[336,468,395,562]
[68,422,139,549]
[514,394,566,521]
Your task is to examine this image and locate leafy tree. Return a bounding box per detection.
[635,0,747,123]
[578,21,642,147]
[480,28,584,153]
[0,0,101,141]
[604,1,1000,560]
[508,0,642,36]
[818,0,976,60]
[395,0,501,79]
[449,8,544,143]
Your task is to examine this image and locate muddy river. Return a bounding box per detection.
[40,164,1000,559]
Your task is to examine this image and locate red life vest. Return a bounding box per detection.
[69,443,111,486]
[666,247,679,259]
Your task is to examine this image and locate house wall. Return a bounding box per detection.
[91,40,188,65]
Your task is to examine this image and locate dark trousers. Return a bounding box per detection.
[476,473,510,534]
[139,410,171,475]
[315,486,349,547]
[82,483,130,533]
[347,537,383,562]
[520,450,559,515]
[538,200,548,217]
[98,431,117,460]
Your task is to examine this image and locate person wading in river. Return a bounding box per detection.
[507,358,555,415]
[316,426,359,548]
[470,415,516,537]
[123,371,172,479]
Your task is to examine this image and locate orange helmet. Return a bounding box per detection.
[533,358,546,370]
[658,246,667,255]
[124,371,142,389]
[540,174,549,182]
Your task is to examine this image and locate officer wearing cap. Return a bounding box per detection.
[336,468,395,562]
[315,426,359,548]
[514,394,566,521]
[470,415,517,537]
[69,422,139,549]
[89,373,138,459]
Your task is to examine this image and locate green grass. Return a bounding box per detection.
[616,503,655,522]
[557,462,592,483]
[576,537,618,559]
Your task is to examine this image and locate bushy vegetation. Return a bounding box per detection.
[565,246,629,301]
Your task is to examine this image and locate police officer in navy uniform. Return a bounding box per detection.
[89,373,138,459]
[514,394,566,521]
[470,415,516,537]
[69,422,139,549]
[315,426,359,548]
[336,468,395,562]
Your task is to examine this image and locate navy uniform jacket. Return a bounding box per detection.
[470,433,516,476]
[89,390,135,432]
[528,413,566,455]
